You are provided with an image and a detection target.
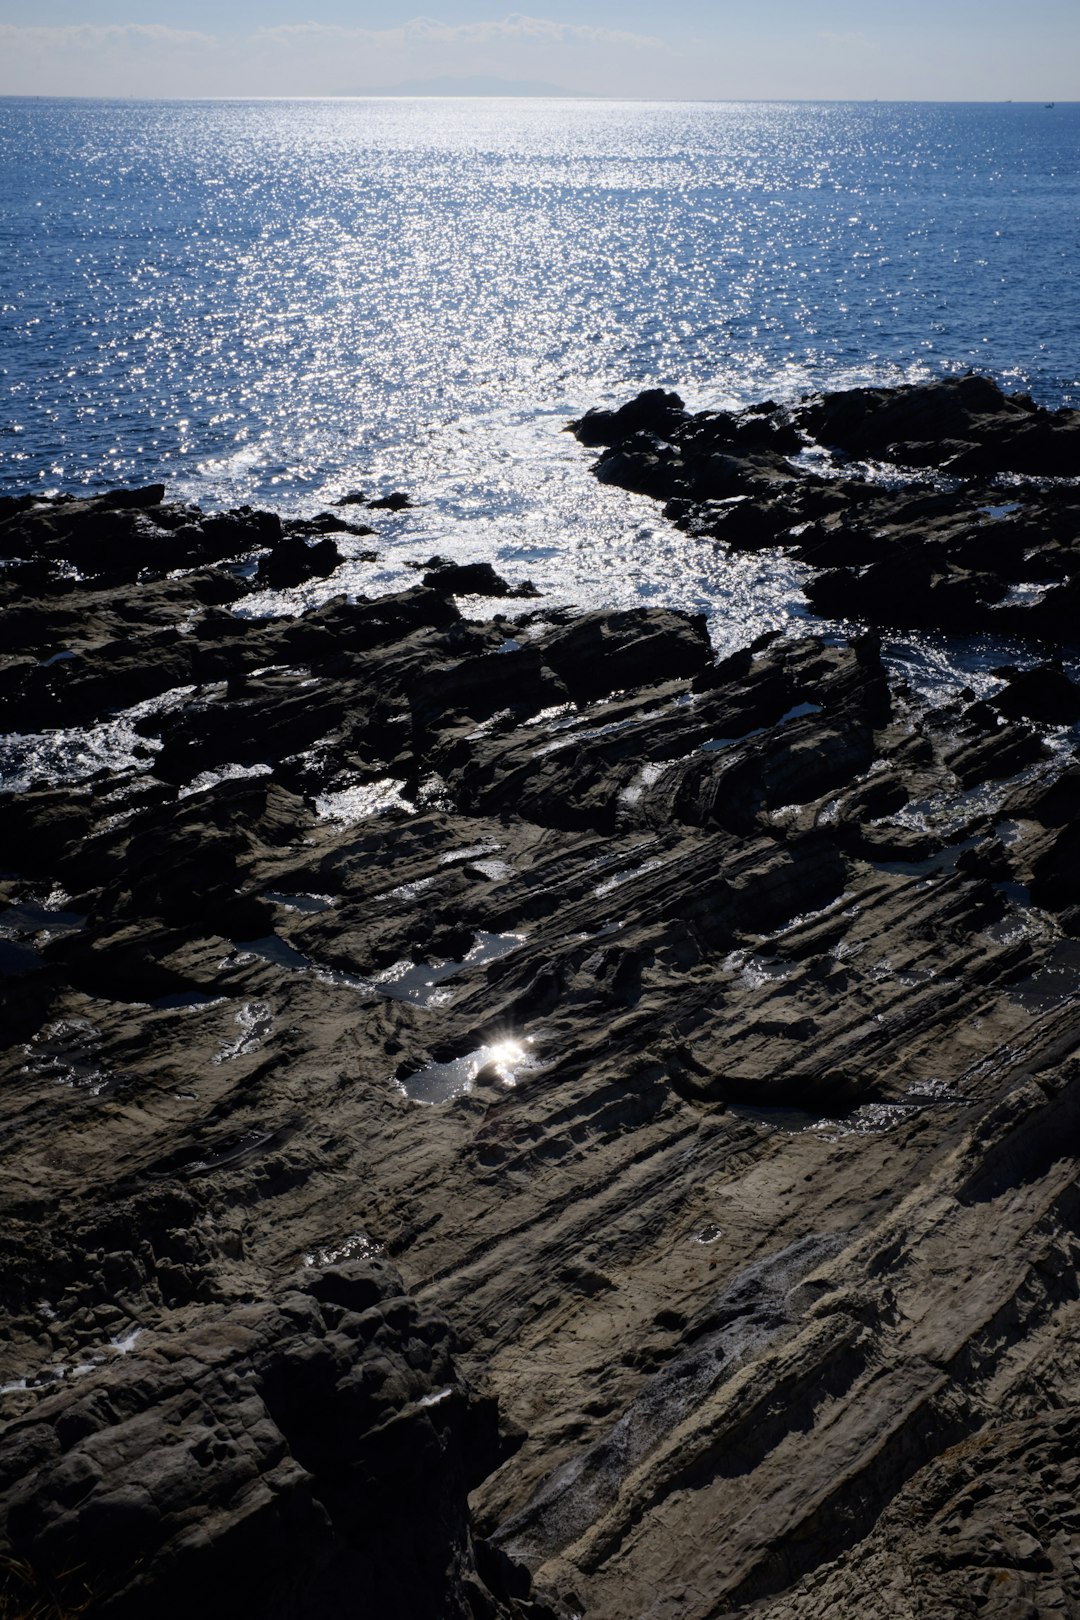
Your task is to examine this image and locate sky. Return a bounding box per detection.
[0,1,1077,100]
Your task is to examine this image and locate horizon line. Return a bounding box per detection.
[1,93,1076,105]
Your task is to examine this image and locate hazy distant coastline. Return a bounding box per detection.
[331,74,593,97]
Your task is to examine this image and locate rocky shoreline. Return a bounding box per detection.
[1,376,1079,1618]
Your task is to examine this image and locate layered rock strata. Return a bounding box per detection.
[1,380,1079,1619]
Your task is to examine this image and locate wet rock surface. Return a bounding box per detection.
[1,401,1079,1620]
[570,373,1080,639]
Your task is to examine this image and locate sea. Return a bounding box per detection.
[2,96,1079,691]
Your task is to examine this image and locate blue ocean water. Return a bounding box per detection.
[1,97,1078,659]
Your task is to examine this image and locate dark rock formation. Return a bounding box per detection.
[421,560,540,598]
[0,1259,548,1620]
[256,532,343,590]
[1,447,1079,1620]
[570,375,1080,640]
[794,371,1080,476]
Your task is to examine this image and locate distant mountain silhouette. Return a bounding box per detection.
[333,75,593,98]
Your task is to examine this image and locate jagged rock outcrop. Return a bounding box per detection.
[569,374,1080,638]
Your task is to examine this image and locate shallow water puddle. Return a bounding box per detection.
[373,932,525,1007]
[179,761,272,799]
[183,1129,283,1175]
[417,1386,455,1409]
[870,835,980,881]
[721,948,792,990]
[982,913,1032,948]
[375,875,439,904]
[995,819,1027,847]
[520,700,577,725]
[303,1231,385,1267]
[0,896,86,974]
[213,1000,273,1063]
[999,581,1054,607]
[0,1325,144,1399]
[728,1079,969,1140]
[701,701,823,755]
[226,928,525,1008]
[905,1077,970,1105]
[0,897,85,938]
[534,713,642,758]
[22,1018,122,1096]
[981,501,1023,521]
[264,890,335,913]
[467,858,514,882]
[892,762,1051,843]
[398,1035,538,1104]
[770,889,857,938]
[593,857,665,898]
[728,1100,900,1137]
[618,761,669,807]
[438,842,503,865]
[701,727,766,752]
[436,842,514,881]
[232,935,312,971]
[315,778,415,822]
[1007,941,1080,1012]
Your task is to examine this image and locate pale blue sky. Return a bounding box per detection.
[1,1,1077,98]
